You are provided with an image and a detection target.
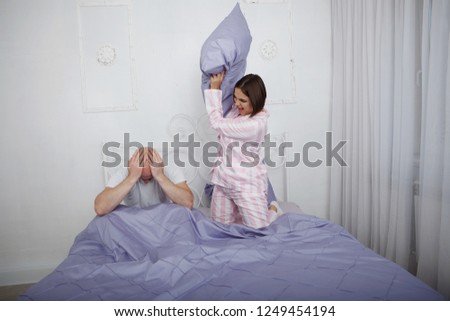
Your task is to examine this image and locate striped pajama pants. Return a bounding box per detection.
[211,185,279,229]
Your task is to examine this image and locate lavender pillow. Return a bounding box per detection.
[200,3,252,116]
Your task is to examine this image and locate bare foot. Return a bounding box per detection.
[269,201,283,215]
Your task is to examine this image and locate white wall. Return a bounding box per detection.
[0,0,331,285]
[269,0,331,216]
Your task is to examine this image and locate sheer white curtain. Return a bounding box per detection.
[417,0,450,299]
[330,0,450,298]
[329,0,419,269]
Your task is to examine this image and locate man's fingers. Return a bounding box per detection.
[150,150,164,167]
[139,149,145,167]
[129,150,141,167]
[151,149,161,160]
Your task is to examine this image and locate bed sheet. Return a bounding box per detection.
[197,201,303,219]
[20,204,443,300]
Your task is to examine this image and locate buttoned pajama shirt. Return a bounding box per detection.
[204,89,277,228]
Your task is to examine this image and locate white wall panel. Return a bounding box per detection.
[78,0,136,112]
[241,0,296,104]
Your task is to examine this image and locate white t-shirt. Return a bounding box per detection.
[106,165,186,208]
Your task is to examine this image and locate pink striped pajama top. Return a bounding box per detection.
[204,89,269,194]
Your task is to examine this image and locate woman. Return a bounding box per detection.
[204,72,282,228]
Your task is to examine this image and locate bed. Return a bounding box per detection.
[19,127,444,301]
[20,200,443,301]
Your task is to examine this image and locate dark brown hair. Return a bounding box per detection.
[234,74,267,117]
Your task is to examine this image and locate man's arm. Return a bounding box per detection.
[150,150,194,209]
[94,151,142,216]
[155,176,194,209]
[94,177,137,216]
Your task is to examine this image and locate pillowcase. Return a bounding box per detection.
[200,3,252,116]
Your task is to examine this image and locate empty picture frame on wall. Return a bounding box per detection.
[78,0,137,112]
[240,0,296,104]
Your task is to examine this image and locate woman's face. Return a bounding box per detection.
[233,88,253,116]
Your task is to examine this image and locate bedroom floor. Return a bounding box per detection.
[0,284,34,301]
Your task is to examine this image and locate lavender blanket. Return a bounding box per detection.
[21,204,442,300]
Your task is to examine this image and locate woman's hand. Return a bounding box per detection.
[210,71,225,90]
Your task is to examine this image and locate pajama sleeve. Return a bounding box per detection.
[204,89,266,141]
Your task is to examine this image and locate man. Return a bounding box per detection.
[94,147,193,216]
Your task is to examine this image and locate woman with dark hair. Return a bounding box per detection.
[204,72,282,229]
